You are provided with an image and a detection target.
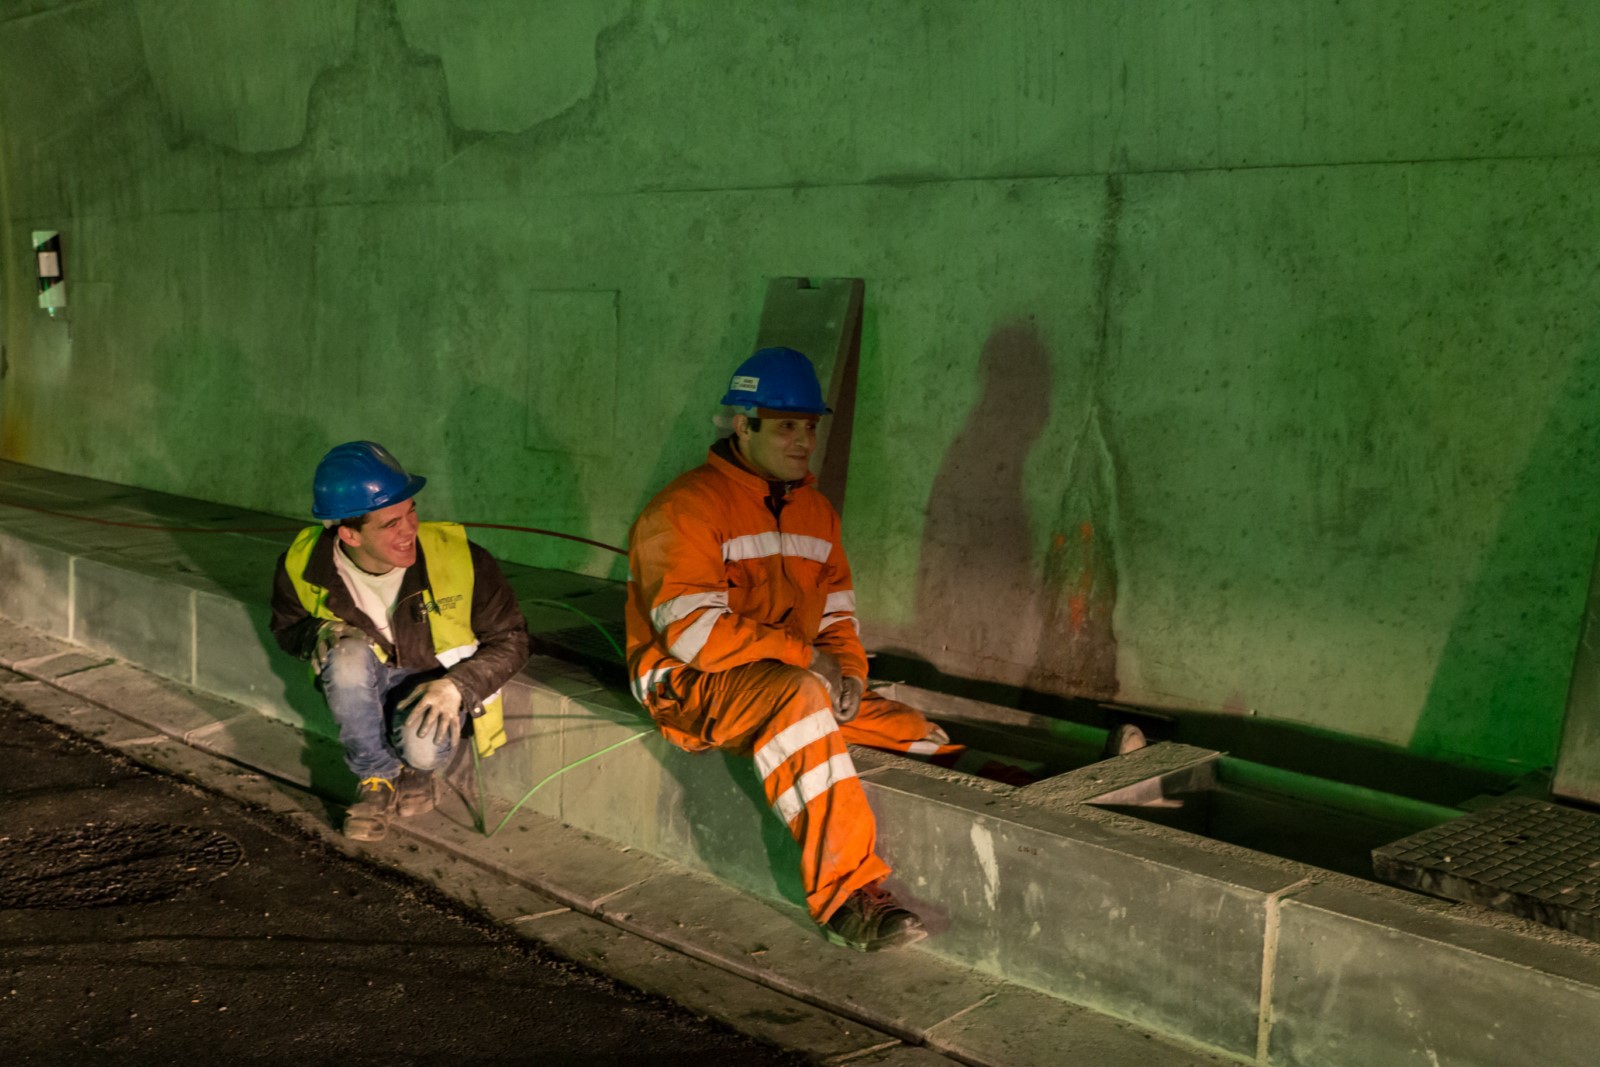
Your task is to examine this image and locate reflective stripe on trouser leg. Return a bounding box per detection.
[662,661,891,922]
[841,692,965,758]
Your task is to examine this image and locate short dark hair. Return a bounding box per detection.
[337,513,369,533]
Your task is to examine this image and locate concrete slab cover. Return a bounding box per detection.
[596,868,1000,1041]
[924,982,1235,1067]
[521,909,903,1061]
[50,661,245,740]
[1374,796,1600,941]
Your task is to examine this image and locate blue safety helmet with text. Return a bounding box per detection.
[311,441,427,521]
[719,347,832,415]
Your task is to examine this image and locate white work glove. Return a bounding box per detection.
[809,648,843,705]
[398,678,465,745]
[313,619,359,670]
[836,676,865,723]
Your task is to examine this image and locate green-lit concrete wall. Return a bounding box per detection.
[2,0,1598,772]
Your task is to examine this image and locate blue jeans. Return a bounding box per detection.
[320,638,456,780]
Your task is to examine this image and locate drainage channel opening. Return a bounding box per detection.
[0,822,244,909]
[1088,757,1462,880]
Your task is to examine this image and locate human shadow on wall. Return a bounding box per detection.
[1411,334,1600,774]
[873,321,1054,705]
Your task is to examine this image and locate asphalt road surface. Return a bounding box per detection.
[0,703,807,1064]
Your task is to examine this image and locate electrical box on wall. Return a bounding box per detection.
[33,230,64,316]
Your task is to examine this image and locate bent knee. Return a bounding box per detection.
[764,665,834,718]
[321,638,378,688]
[396,716,451,770]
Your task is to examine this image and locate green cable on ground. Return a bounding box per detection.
[465,594,651,837]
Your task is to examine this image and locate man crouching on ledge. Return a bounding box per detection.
[270,440,529,841]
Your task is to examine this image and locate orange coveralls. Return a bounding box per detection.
[626,440,957,921]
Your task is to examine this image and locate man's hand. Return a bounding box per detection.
[810,648,843,705]
[313,620,359,670]
[835,676,865,723]
[399,678,465,745]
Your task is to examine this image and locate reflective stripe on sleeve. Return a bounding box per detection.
[823,591,856,614]
[752,710,838,781]
[905,739,942,756]
[771,752,858,825]
[818,613,860,635]
[630,666,677,704]
[651,590,729,632]
[668,606,725,663]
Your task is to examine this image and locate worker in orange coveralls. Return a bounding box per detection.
[625,347,960,952]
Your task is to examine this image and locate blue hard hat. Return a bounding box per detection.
[311,441,427,521]
[719,347,832,415]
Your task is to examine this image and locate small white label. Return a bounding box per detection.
[729,374,760,393]
[37,251,59,278]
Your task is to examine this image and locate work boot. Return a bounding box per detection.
[1102,722,1148,759]
[822,883,927,952]
[395,766,436,818]
[344,776,397,841]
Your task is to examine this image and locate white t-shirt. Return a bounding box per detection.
[332,543,407,643]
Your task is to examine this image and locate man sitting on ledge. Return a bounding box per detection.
[270,441,529,841]
[626,347,959,952]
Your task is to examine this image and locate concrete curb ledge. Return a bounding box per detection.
[5,465,1600,1064]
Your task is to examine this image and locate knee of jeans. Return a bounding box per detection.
[321,638,378,690]
[397,718,449,770]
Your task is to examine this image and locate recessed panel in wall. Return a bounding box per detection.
[526,290,617,458]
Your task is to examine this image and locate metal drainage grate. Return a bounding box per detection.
[1373,796,1600,940]
[0,822,243,910]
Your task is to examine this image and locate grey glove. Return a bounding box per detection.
[398,678,465,745]
[836,676,865,723]
[313,619,359,671]
[809,648,843,704]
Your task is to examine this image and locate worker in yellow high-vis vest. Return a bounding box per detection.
[269,441,529,841]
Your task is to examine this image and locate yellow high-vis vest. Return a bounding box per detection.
[285,522,507,757]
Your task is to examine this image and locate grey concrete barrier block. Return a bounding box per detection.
[0,531,73,636]
[923,980,1236,1067]
[864,766,1296,1059]
[471,676,568,822]
[557,685,801,906]
[192,590,328,732]
[556,690,676,853]
[71,556,194,683]
[1269,883,1600,1067]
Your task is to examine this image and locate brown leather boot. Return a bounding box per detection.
[344,776,397,841]
[395,766,436,818]
[822,883,927,952]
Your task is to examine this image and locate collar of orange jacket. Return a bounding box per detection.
[707,435,815,498]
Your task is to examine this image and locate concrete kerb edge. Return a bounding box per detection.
[0,645,984,1063]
